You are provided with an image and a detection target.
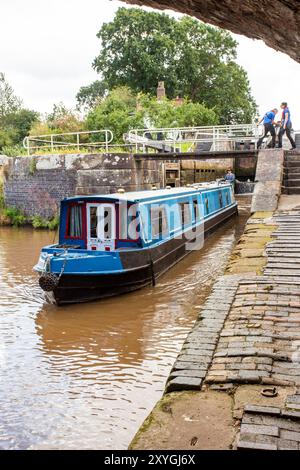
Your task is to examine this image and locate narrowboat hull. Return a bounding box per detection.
[49,203,238,305]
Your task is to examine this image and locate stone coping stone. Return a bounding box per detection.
[165,377,202,393]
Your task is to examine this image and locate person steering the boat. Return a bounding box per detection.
[224,168,235,185]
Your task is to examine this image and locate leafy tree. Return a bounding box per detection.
[139,94,218,128]
[76,80,108,111]
[28,103,88,152]
[0,74,38,153]
[92,8,257,124]
[0,73,22,118]
[46,102,84,133]
[86,87,144,142]
[196,61,256,124]
[3,109,39,143]
[0,128,14,149]
[86,86,218,142]
[0,108,39,154]
[30,103,85,137]
[93,9,178,97]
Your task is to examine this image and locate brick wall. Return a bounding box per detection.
[1,153,164,219]
[1,151,257,219]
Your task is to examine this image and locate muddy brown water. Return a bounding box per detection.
[0,197,251,449]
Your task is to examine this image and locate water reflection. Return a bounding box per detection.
[0,197,250,449]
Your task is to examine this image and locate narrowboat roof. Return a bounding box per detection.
[63,182,231,204]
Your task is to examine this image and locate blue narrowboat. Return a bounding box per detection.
[34,182,237,305]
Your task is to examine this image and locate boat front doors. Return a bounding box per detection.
[87,203,116,251]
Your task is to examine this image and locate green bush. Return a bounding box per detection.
[86,87,144,143]
[1,145,26,157]
[0,178,4,209]
[0,128,14,149]
[86,87,219,143]
[31,215,59,230]
[47,216,59,230]
[28,158,37,175]
[0,205,59,230]
[139,94,219,128]
[3,207,27,226]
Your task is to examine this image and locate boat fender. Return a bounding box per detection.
[39,273,59,292]
[39,250,68,292]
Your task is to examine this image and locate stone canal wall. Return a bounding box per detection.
[251,149,284,213]
[0,153,164,219]
[0,152,256,219]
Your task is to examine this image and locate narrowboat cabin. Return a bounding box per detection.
[34,182,237,305]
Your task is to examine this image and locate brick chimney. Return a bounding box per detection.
[157,81,166,100]
[174,96,184,106]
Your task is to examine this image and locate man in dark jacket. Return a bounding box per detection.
[257,108,278,149]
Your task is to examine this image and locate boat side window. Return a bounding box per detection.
[219,191,223,208]
[66,205,83,238]
[102,208,112,239]
[89,207,97,238]
[169,202,179,232]
[151,206,168,239]
[139,205,151,241]
[204,196,209,215]
[118,203,139,241]
[179,201,191,227]
[128,204,139,240]
[226,191,230,205]
[193,199,200,221]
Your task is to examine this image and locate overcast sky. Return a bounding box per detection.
[1,0,300,127]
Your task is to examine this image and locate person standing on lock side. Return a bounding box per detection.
[257,108,278,149]
[278,102,296,150]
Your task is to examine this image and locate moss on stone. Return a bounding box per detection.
[225,217,277,275]
[129,392,195,449]
[251,212,274,219]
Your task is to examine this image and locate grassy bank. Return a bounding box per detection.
[0,206,59,230]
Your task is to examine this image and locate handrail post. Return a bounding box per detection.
[23,137,30,156]
[135,130,138,153]
[77,133,80,152]
[50,135,54,153]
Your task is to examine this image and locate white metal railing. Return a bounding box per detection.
[23,125,300,156]
[23,129,114,155]
[126,124,261,153]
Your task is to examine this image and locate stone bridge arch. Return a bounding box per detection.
[121,0,300,63]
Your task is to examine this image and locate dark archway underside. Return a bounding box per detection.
[121,0,300,63]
